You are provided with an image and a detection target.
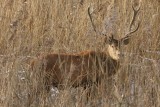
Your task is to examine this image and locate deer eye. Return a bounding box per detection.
[111,45,114,48]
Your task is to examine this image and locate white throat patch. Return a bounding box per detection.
[108,45,120,60]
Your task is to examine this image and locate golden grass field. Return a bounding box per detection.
[0,0,160,107]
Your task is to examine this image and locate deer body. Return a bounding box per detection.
[31,50,119,90]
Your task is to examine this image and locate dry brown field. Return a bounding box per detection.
[0,0,160,107]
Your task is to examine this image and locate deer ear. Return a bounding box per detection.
[122,38,130,45]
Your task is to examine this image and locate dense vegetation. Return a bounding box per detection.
[0,0,159,107]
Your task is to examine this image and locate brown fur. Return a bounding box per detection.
[30,50,119,90]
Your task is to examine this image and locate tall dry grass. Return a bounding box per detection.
[0,0,160,107]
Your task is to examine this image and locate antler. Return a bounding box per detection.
[88,7,107,36]
[121,6,140,41]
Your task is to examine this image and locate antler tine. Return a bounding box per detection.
[88,7,107,36]
[88,7,96,33]
[122,5,140,40]
[129,5,140,31]
[123,22,140,40]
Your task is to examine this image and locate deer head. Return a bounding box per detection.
[88,6,140,60]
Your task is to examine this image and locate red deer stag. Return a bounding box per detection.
[29,6,140,100]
